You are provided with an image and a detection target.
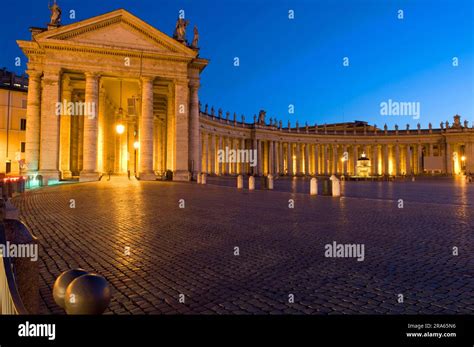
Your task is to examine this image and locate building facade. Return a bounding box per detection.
[0,69,28,175]
[16,9,474,184]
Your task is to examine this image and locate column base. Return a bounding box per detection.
[37,170,61,186]
[173,170,191,182]
[61,170,73,180]
[138,172,156,181]
[79,171,100,182]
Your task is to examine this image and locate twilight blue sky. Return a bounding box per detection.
[1,0,473,128]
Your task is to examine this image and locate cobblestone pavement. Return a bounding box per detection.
[11,176,474,314]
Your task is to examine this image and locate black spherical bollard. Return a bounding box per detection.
[64,274,111,315]
[53,269,89,309]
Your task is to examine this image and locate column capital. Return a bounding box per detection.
[84,71,100,80]
[140,75,155,84]
[26,69,42,80]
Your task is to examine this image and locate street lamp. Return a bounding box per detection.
[133,141,140,149]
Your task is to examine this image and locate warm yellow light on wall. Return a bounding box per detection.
[116,124,125,134]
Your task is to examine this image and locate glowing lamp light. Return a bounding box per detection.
[133,141,140,149]
[461,156,466,162]
[116,124,125,134]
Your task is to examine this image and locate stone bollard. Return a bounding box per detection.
[310,177,318,195]
[330,175,341,197]
[411,175,415,182]
[197,173,202,184]
[237,175,243,189]
[201,173,207,185]
[267,174,274,190]
[249,176,255,190]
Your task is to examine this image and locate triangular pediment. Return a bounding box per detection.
[34,9,197,57]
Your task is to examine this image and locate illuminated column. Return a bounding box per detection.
[332,144,337,174]
[287,143,293,175]
[304,144,309,175]
[25,70,42,174]
[239,138,245,174]
[268,140,274,175]
[314,144,319,175]
[295,143,301,175]
[217,136,223,175]
[383,144,389,175]
[257,139,263,176]
[322,144,328,175]
[174,79,190,181]
[189,81,200,176]
[80,72,101,182]
[210,134,216,174]
[137,76,156,180]
[406,145,411,175]
[38,69,61,183]
[252,138,257,175]
[372,145,378,175]
[395,144,400,176]
[59,76,72,179]
[352,145,358,175]
[417,144,423,174]
[202,133,208,174]
[446,143,453,175]
[278,142,285,175]
[342,145,348,175]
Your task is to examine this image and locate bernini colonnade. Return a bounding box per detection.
[18,9,474,184]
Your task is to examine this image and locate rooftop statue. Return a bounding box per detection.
[173,18,189,42]
[49,0,62,26]
[191,26,199,48]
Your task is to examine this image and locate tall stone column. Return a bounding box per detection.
[352,145,358,175]
[174,79,190,181]
[332,144,338,174]
[217,136,223,175]
[304,144,309,175]
[406,145,411,175]
[383,145,389,175]
[267,140,273,175]
[372,145,378,175]
[395,144,400,176]
[39,69,61,184]
[314,144,319,175]
[342,145,348,175]
[295,143,301,175]
[59,76,72,179]
[210,134,216,175]
[138,76,156,180]
[225,137,230,175]
[418,144,424,174]
[189,81,200,177]
[79,72,100,182]
[25,70,42,175]
[252,138,257,175]
[202,132,208,173]
[239,138,245,174]
[287,143,293,175]
[257,139,263,176]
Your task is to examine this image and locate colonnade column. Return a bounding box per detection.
[314,144,319,175]
[383,145,389,175]
[342,145,348,175]
[352,145,358,175]
[417,144,423,174]
[395,144,400,176]
[304,144,309,175]
[80,72,100,182]
[406,145,411,175]
[38,69,62,184]
[59,76,72,179]
[138,76,156,181]
[25,70,42,175]
[189,81,200,178]
[287,143,293,175]
[372,145,378,175]
[174,79,190,181]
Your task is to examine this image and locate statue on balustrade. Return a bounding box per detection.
[49,0,62,26]
[173,18,189,42]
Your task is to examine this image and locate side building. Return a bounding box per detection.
[0,68,28,175]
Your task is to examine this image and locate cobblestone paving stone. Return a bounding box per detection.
[11,176,474,314]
